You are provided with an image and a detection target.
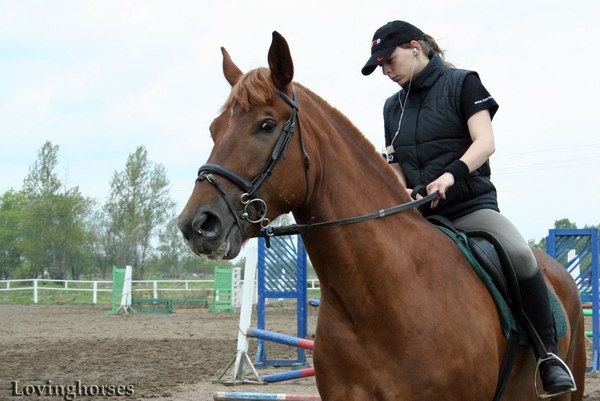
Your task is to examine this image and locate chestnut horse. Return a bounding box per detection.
[178,32,585,401]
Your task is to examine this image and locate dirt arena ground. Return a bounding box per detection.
[0,304,599,401]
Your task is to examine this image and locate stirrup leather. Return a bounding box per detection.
[534,353,577,399]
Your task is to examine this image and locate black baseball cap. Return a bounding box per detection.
[361,20,425,76]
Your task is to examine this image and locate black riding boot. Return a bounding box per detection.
[519,269,575,395]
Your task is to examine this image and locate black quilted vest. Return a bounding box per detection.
[384,54,499,220]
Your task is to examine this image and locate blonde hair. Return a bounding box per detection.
[401,33,455,68]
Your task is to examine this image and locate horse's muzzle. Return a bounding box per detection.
[189,210,221,240]
[177,206,243,260]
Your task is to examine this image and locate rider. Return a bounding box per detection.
[361,20,575,396]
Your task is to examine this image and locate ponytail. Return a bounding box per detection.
[419,34,455,68]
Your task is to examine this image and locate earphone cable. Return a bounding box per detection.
[389,54,417,147]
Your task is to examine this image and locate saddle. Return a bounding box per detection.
[427,215,518,316]
[427,215,570,400]
[429,215,565,335]
[428,215,524,401]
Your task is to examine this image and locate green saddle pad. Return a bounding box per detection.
[437,226,566,342]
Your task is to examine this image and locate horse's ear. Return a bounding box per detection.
[268,31,294,91]
[221,47,243,86]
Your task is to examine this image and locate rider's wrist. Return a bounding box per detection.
[443,160,469,181]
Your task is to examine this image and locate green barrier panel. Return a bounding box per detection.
[131,298,176,314]
[109,266,126,315]
[210,267,236,313]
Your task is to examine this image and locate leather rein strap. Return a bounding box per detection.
[261,192,439,238]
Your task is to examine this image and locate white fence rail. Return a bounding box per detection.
[0,278,321,304]
[0,278,213,304]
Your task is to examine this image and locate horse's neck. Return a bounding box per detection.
[291,92,429,291]
[294,92,412,225]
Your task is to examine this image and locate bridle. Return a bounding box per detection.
[197,86,311,234]
[197,85,439,244]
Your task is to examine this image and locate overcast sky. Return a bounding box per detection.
[1,0,599,243]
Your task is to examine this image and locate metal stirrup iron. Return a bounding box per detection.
[533,353,577,399]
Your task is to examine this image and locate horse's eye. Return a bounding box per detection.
[256,119,277,134]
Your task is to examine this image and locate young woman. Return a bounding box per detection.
[361,20,575,396]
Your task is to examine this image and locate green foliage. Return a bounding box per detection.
[0,190,25,279]
[529,218,583,252]
[22,141,62,196]
[1,141,215,280]
[17,142,95,280]
[103,146,175,279]
[553,218,578,230]
[154,217,191,276]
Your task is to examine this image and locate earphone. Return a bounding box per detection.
[413,48,418,56]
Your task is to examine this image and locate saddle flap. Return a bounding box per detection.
[426,215,515,308]
[468,236,508,300]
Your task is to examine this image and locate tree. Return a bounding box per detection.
[87,208,116,279]
[22,141,62,197]
[0,191,25,279]
[19,142,94,279]
[57,189,96,279]
[104,146,174,279]
[553,218,577,230]
[154,217,195,277]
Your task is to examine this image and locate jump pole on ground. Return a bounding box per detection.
[213,392,321,400]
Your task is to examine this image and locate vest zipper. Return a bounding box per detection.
[415,106,424,184]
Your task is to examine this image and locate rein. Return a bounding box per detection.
[196,84,440,245]
[259,191,439,239]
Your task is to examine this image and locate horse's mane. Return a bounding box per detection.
[295,83,375,153]
[222,67,403,190]
[223,68,275,111]
[293,84,403,190]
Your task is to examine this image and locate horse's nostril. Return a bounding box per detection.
[192,212,221,239]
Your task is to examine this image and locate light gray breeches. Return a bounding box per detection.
[452,208,539,280]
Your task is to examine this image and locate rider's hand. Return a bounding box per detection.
[426,172,455,208]
[405,188,422,200]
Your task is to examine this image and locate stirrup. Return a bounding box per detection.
[533,353,577,399]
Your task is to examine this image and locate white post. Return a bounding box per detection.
[153,281,158,299]
[33,279,38,304]
[92,281,98,304]
[7,280,10,290]
[233,239,258,380]
[64,280,68,289]
[119,266,133,313]
[232,267,242,308]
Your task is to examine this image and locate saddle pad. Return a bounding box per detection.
[437,226,566,341]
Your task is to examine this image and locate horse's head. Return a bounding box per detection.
[178,32,311,259]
